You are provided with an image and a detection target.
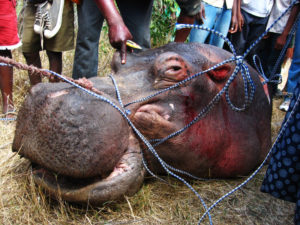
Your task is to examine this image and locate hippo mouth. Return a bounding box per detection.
[131,98,178,140]
[30,133,145,205]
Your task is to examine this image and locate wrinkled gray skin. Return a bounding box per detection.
[13,43,271,205]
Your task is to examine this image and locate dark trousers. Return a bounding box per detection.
[257,32,287,94]
[72,0,154,79]
[228,9,269,67]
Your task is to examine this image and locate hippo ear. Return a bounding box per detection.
[153,52,193,88]
[206,64,232,82]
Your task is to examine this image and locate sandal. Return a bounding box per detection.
[1,109,17,121]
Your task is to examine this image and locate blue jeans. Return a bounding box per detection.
[72,0,153,79]
[189,2,232,48]
[286,19,300,98]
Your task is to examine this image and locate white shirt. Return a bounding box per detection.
[203,0,234,9]
[266,0,293,33]
[241,0,274,17]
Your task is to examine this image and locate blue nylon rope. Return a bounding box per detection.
[43,69,214,225]
[1,1,299,223]
[198,90,300,224]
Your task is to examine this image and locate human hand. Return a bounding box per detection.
[108,21,133,64]
[228,13,238,33]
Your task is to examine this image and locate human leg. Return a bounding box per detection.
[279,21,299,111]
[286,20,300,97]
[245,15,269,67]
[280,21,300,111]
[46,50,62,82]
[22,2,43,86]
[72,0,104,79]
[229,9,251,55]
[258,33,283,96]
[0,50,14,114]
[117,0,154,49]
[23,51,42,85]
[189,2,218,43]
[209,6,232,48]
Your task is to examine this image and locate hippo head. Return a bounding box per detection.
[12,43,271,205]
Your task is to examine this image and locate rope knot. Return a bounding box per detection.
[235,55,244,66]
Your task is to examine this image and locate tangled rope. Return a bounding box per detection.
[0,1,299,224]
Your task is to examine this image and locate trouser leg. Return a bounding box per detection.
[117,0,154,49]
[72,0,104,79]
[0,50,14,113]
[286,21,300,97]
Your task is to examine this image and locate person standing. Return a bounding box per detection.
[229,0,274,67]
[261,6,300,224]
[21,0,74,85]
[0,0,22,117]
[280,4,300,111]
[189,0,238,48]
[72,0,203,79]
[72,0,154,79]
[258,0,299,98]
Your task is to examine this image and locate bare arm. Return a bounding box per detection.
[229,0,238,33]
[174,13,196,42]
[275,3,300,50]
[93,0,133,64]
[174,2,205,42]
[235,0,244,32]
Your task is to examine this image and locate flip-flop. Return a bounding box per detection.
[1,110,17,121]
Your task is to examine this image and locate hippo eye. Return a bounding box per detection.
[166,65,182,75]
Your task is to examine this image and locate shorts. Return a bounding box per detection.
[22,0,74,53]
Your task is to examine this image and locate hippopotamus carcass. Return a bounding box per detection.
[12,42,271,205]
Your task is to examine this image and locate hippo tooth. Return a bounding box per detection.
[169,103,175,111]
[164,114,170,120]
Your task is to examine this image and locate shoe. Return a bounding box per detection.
[33,1,48,34]
[274,89,283,99]
[279,99,291,112]
[43,0,64,39]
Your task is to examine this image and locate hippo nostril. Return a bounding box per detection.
[172,66,182,71]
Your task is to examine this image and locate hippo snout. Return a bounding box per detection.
[12,82,145,204]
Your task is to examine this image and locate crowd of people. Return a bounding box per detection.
[0,0,299,223]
